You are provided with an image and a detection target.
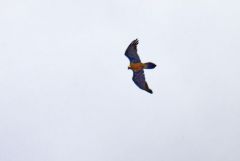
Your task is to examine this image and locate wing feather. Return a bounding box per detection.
[132,70,153,94]
[125,39,141,63]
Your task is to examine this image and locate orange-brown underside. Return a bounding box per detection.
[129,63,145,71]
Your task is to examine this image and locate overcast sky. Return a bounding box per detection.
[0,0,240,161]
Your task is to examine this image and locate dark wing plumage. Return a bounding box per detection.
[132,70,153,94]
[125,39,141,63]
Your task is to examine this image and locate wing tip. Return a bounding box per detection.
[146,89,153,94]
[130,38,139,46]
[144,82,153,94]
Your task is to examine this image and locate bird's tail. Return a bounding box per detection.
[144,62,156,69]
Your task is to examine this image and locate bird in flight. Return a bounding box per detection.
[125,39,156,94]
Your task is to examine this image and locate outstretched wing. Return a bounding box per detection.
[125,39,141,63]
[132,70,153,94]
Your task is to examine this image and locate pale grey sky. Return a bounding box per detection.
[0,0,240,161]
